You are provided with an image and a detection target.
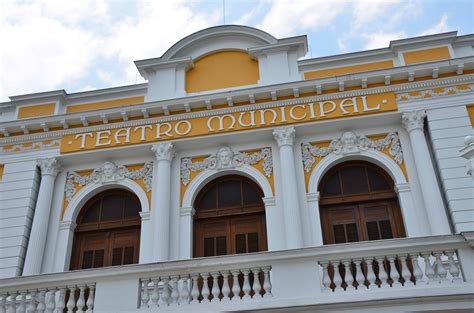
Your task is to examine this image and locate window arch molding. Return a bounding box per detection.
[308,149,407,194]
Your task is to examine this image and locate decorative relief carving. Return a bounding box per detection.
[273,126,296,147]
[65,161,153,202]
[402,110,426,132]
[152,142,175,162]
[180,146,273,186]
[37,158,62,177]
[301,131,403,172]
[396,84,474,102]
[0,139,60,153]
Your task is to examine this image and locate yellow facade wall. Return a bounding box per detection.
[304,60,394,80]
[403,46,451,65]
[66,96,145,113]
[0,165,4,181]
[467,105,474,126]
[17,103,56,119]
[186,51,259,93]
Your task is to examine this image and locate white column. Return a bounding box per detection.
[139,211,152,263]
[402,111,451,235]
[395,183,428,237]
[151,142,175,261]
[263,196,285,250]
[53,221,76,272]
[178,207,194,259]
[23,158,62,275]
[273,126,303,248]
[306,192,323,246]
[460,135,474,180]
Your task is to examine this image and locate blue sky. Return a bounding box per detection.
[0,0,473,101]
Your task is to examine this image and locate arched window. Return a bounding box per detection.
[70,189,141,270]
[319,161,405,245]
[193,175,267,257]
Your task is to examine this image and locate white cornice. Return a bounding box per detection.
[1,73,473,147]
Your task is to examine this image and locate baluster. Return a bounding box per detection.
[353,260,366,290]
[231,270,241,300]
[190,274,200,303]
[320,262,332,292]
[141,279,150,309]
[46,289,57,313]
[262,266,273,298]
[399,255,414,287]
[66,287,76,313]
[331,260,343,291]
[210,272,220,302]
[6,292,16,313]
[241,269,251,299]
[387,256,401,287]
[17,291,27,313]
[422,253,436,284]
[445,251,461,282]
[86,285,94,313]
[342,260,355,291]
[76,286,86,312]
[170,276,180,305]
[159,277,170,306]
[411,254,424,285]
[375,257,389,288]
[0,294,6,313]
[150,279,160,308]
[56,287,66,313]
[251,268,262,299]
[434,252,448,283]
[180,276,190,304]
[220,271,230,301]
[37,289,47,313]
[27,290,37,313]
[201,273,210,302]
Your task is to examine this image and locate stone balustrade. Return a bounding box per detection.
[0,284,95,313]
[0,234,472,312]
[319,250,462,292]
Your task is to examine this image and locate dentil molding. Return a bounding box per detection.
[301,131,404,172]
[65,161,153,202]
[180,146,273,186]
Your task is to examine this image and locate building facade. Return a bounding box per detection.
[0,25,473,312]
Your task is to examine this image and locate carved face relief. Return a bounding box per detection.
[217,146,234,168]
[102,162,118,180]
[341,132,359,154]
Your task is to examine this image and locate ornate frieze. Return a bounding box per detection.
[396,84,474,102]
[180,146,273,186]
[0,139,60,153]
[301,131,403,172]
[65,161,153,202]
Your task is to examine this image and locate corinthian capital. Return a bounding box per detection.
[37,158,62,177]
[273,126,296,147]
[402,110,427,133]
[152,142,176,162]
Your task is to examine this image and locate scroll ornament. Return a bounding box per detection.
[180,146,273,186]
[301,131,403,172]
[65,161,153,202]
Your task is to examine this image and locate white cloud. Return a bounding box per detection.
[257,0,346,37]
[419,14,451,36]
[362,31,406,50]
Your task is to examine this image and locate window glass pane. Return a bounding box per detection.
[93,250,104,268]
[333,225,346,244]
[242,182,262,206]
[112,248,123,266]
[379,220,394,239]
[341,166,369,194]
[218,180,242,208]
[235,234,247,254]
[346,224,359,242]
[322,172,342,196]
[81,200,101,223]
[204,237,215,257]
[199,185,217,210]
[367,167,391,191]
[247,233,259,253]
[215,236,227,256]
[123,196,140,218]
[101,195,124,221]
[123,247,134,264]
[366,221,380,240]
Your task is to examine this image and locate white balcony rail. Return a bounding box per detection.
[0,234,472,312]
